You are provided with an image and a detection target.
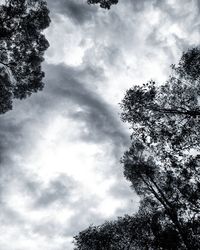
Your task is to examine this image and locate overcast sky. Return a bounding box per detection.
[0,0,199,249]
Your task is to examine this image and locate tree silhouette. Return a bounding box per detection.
[121,47,200,250]
[0,0,50,114]
[74,198,184,249]
[173,47,200,81]
[121,48,200,159]
[87,0,118,9]
[74,48,200,249]
[73,206,155,249]
[122,141,200,249]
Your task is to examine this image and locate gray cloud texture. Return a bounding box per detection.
[47,0,98,24]
[0,0,199,249]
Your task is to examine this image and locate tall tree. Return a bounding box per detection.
[87,0,118,9]
[121,47,200,250]
[0,0,50,114]
[74,48,200,250]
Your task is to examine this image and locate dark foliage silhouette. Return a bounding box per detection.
[74,48,200,249]
[173,47,200,81]
[74,201,155,250]
[122,143,200,249]
[121,47,200,250]
[121,50,200,159]
[87,0,118,9]
[74,198,184,249]
[0,0,50,114]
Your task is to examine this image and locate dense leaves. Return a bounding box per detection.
[74,199,184,250]
[122,142,200,249]
[121,47,200,249]
[74,48,200,249]
[87,0,118,9]
[121,50,200,167]
[73,206,155,250]
[173,47,200,81]
[0,0,50,113]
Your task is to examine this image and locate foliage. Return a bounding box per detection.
[73,205,155,250]
[173,47,200,81]
[0,0,50,113]
[74,198,184,250]
[87,0,118,9]
[122,141,200,249]
[74,47,200,249]
[121,47,200,249]
[121,50,200,159]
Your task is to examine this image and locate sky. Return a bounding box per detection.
[0,0,200,249]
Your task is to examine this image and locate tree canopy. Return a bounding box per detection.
[74,198,184,249]
[74,199,155,250]
[121,47,200,250]
[74,47,200,249]
[87,0,118,9]
[0,0,50,114]
[121,49,200,159]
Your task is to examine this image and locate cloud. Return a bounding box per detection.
[0,61,133,250]
[0,0,199,249]
[44,64,129,146]
[47,0,98,24]
[29,175,76,208]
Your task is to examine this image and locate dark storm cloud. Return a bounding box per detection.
[47,0,97,24]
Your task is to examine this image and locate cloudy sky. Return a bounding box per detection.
[0,0,200,249]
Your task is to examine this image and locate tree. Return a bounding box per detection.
[121,48,200,159]
[87,0,118,9]
[74,47,200,250]
[73,198,184,249]
[0,0,50,114]
[73,203,155,250]
[120,47,200,250]
[122,141,200,249]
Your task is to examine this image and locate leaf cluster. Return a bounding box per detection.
[0,0,50,113]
